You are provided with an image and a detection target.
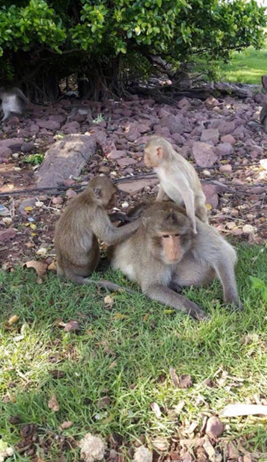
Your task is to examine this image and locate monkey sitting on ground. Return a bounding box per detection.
[0,87,29,121]
[110,201,242,320]
[54,175,141,292]
[144,136,208,234]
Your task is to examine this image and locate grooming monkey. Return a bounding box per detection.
[110,202,242,320]
[0,87,29,121]
[144,136,208,234]
[54,175,141,292]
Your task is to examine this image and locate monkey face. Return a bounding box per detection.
[144,145,163,168]
[146,206,193,264]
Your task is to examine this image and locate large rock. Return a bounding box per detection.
[36,134,96,188]
[118,178,158,195]
[192,141,219,167]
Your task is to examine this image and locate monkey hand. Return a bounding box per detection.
[187,301,209,321]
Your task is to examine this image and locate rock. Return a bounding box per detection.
[118,178,158,195]
[202,184,219,208]
[18,198,37,215]
[107,150,126,160]
[200,128,219,144]
[192,141,219,167]
[0,228,17,243]
[205,416,224,439]
[134,446,153,462]
[205,96,220,107]
[242,224,254,234]
[215,143,233,156]
[117,157,138,167]
[21,142,35,153]
[36,134,96,188]
[221,134,235,145]
[79,433,107,462]
[158,108,170,119]
[61,121,80,134]
[35,119,61,131]
[0,138,24,152]
[7,116,20,126]
[218,121,236,135]
[177,97,191,111]
[125,129,140,142]
[219,164,232,173]
[0,147,12,159]
[161,115,184,134]
[154,126,171,138]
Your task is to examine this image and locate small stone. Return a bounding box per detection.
[219,164,232,173]
[192,141,219,167]
[242,224,254,234]
[205,416,224,439]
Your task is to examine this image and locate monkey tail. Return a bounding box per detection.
[83,278,138,294]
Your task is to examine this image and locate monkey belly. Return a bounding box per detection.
[174,255,215,287]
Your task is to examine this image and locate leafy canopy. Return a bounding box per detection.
[0,0,266,80]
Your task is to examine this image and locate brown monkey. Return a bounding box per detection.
[54,175,141,291]
[144,136,208,234]
[0,87,29,121]
[110,202,242,319]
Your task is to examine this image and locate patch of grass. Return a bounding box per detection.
[218,46,267,84]
[1,244,267,461]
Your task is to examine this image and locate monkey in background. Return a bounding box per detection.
[0,87,29,121]
[54,175,141,292]
[110,201,242,319]
[144,136,208,234]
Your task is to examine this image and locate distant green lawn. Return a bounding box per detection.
[218,46,267,84]
[1,244,267,461]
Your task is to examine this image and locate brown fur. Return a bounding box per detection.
[110,201,242,319]
[55,175,141,292]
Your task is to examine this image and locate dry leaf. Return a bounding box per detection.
[24,206,33,212]
[113,313,128,320]
[150,402,162,418]
[7,315,19,325]
[25,260,47,277]
[151,436,169,452]
[203,436,216,462]
[173,400,185,415]
[60,421,73,429]
[48,394,60,412]
[104,295,114,306]
[170,367,179,388]
[221,403,267,417]
[179,374,193,389]
[48,260,57,272]
[64,320,80,332]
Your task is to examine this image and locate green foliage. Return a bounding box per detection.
[250,276,267,302]
[0,0,266,87]
[23,153,44,165]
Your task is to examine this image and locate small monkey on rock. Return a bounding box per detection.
[144,136,208,234]
[110,201,242,320]
[0,87,29,121]
[54,175,141,292]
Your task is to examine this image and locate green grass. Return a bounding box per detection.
[1,244,267,461]
[218,46,267,84]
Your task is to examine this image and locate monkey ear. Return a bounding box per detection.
[93,187,102,199]
[157,147,163,159]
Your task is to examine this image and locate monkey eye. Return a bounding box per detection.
[174,233,180,237]
[162,234,170,238]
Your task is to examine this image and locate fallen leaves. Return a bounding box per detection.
[24,260,47,277]
[169,368,193,388]
[150,402,161,419]
[48,394,60,412]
